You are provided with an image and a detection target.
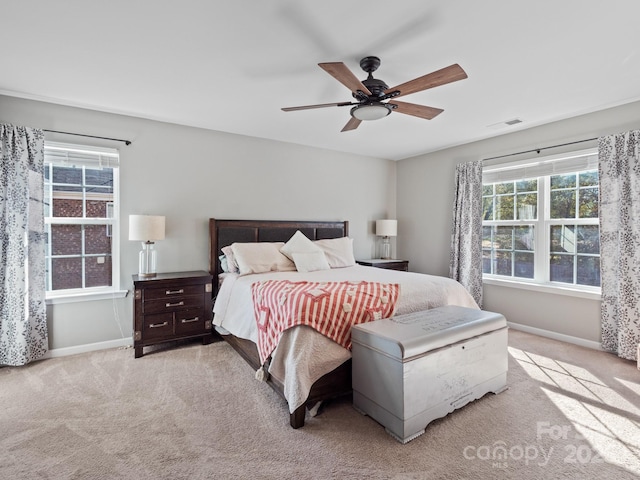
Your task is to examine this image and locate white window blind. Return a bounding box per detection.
[483,148,598,184]
[44,141,119,169]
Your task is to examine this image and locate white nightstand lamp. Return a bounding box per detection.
[129,215,165,277]
[376,219,397,260]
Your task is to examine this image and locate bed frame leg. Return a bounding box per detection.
[290,405,306,429]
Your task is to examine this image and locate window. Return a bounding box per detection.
[482,149,600,293]
[44,142,121,300]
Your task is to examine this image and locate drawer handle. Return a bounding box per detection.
[149,321,168,328]
[181,317,199,324]
[166,301,185,307]
[166,288,184,295]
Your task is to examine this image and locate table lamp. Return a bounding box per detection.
[376,219,397,260]
[129,215,165,277]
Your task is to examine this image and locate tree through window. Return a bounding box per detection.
[482,150,600,290]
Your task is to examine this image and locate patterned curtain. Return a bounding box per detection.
[450,159,483,308]
[598,130,640,361]
[0,124,48,366]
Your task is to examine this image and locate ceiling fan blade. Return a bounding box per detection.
[341,117,361,132]
[319,62,373,95]
[391,101,444,120]
[384,64,468,98]
[282,102,352,112]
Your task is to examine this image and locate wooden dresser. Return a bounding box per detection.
[132,270,213,358]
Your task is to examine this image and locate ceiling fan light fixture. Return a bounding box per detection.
[351,102,392,121]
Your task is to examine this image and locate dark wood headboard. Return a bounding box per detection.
[208,219,349,295]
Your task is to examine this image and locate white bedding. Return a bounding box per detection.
[213,265,478,413]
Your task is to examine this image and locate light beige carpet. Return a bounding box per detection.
[1,330,639,479]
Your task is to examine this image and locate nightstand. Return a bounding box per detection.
[357,259,409,272]
[132,270,214,358]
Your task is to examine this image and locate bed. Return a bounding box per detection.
[208,218,478,428]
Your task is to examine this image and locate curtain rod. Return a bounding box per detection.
[483,137,598,162]
[43,129,131,146]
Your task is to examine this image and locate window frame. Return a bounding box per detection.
[482,148,601,299]
[43,142,126,303]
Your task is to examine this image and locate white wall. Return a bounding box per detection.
[1,95,396,351]
[6,93,639,350]
[397,100,640,345]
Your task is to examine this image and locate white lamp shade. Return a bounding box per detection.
[129,215,165,242]
[376,219,397,237]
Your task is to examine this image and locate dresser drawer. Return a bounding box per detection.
[175,308,207,336]
[143,294,204,314]
[144,284,204,300]
[143,312,175,341]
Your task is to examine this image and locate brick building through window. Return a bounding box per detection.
[44,143,119,293]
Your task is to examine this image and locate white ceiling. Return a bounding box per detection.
[2,1,640,160]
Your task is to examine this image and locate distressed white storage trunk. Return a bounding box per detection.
[352,305,508,443]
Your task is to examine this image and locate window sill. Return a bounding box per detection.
[46,289,129,305]
[482,277,601,300]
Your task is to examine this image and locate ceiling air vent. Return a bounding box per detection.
[487,118,524,130]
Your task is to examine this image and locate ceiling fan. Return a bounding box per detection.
[282,56,467,132]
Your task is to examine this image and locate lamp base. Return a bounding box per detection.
[139,241,157,277]
[380,237,392,260]
[137,272,157,278]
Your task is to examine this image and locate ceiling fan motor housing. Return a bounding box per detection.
[350,56,396,120]
[355,56,389,99]
[361,77,389,97]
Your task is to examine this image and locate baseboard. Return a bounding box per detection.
[41,325,601,358]
[507,322,603,351]
[43,337,133,359]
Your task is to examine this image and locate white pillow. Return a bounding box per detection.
[292,251,331,273]
[231,242,296,275]
[280,230,323,261]
[221,245,239,273]
[314,237,356,268]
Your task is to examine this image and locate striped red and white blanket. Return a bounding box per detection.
[251,280,400,364]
